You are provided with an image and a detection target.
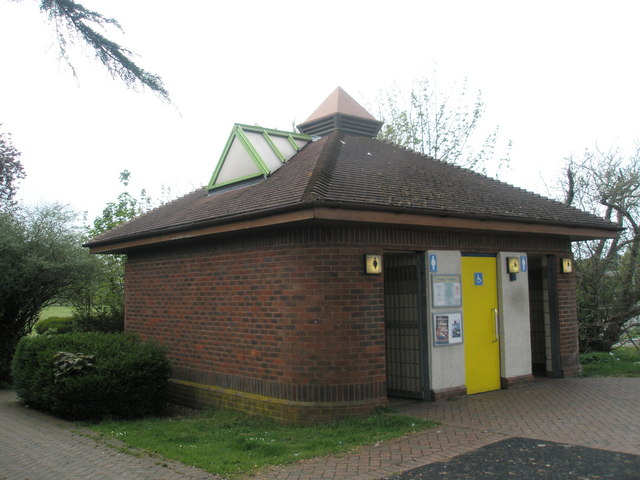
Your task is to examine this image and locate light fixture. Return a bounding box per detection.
[561,258,573,273]
[506,257,520,282]
[507,257,520,274]
[365,254,382,274]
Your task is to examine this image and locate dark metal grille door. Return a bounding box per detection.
[384,254,427,398]
[528,256,547,375]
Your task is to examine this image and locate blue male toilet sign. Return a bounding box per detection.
[520,256,528,272]
[429,254,437,272]
[474,272,484,286]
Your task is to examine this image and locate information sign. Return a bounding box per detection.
[431,274,462,308]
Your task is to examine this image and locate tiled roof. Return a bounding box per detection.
[86,131,618,248]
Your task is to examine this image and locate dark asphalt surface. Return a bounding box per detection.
[381,437,640,480]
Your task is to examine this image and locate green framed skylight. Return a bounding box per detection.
[208,124,311,191]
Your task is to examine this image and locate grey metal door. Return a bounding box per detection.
[384,253,428,399]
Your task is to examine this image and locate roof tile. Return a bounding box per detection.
[87,132,617,248]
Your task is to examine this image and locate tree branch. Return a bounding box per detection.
[38,0,169,101]
[564,166,575,206]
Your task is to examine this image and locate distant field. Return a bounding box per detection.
[39,305,74,320]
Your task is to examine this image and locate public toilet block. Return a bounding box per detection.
[86,87,618,423]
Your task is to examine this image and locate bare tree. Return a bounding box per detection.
[563,146,640,352]
[374,77,510,174]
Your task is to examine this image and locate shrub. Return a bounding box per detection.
[580,352,610,365]
[11,332,170,420]
[74,310,124,333]
[33,316,77,335]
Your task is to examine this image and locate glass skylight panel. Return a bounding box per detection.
[293,137,310,149]
[244,130,282,172]
[208,124,311,192]
[271,135,298,159]
[214,137,261,185]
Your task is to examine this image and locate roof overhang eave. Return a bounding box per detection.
[86,203,619,254]
[84,205,315,253]
[312,204,619,241]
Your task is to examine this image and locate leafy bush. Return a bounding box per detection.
[74,310,124,333]
[11,333,170,420]
[580,352,610,365]
[32,310,124,337]
[33,316,76,335]
[0,205,95,385]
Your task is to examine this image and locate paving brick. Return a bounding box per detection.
[252,378,639,480]
[0,390,222,480]
[1,378,638,480]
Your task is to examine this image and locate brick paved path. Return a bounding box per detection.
[0,390,221,480]
[253,377,640,480]
[1,377,638,480]
[399,377,640,455]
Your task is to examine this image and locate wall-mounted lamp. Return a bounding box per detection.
[365,254,382,275]
[561,258,573,273]
[506,257,520,274]
[506,257,520,281]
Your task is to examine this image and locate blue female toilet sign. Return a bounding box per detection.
[474,272,484,286]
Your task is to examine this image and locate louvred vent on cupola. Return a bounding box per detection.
[296,86,383,138]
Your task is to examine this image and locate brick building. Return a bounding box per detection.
[86,88,618,423]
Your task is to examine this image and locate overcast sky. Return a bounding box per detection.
[1,0,638,223]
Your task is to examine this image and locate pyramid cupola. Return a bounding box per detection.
[297,87,383,138]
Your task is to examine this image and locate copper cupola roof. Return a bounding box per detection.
[296,87,383,138]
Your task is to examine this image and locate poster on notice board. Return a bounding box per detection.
[434,312,463,346]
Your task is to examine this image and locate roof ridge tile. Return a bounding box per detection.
[302,132,344,203]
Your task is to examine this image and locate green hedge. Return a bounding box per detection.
[74,310,124,333]
[12,333,170,420]
[33,316,77,335]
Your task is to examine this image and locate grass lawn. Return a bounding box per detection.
[89,408,437,478]
[39,305,74,320]
[580,347,640,377]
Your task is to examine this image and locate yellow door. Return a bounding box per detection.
[462,256,500,394]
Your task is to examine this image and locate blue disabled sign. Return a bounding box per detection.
[474,272,484,286]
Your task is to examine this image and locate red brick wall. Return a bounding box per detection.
[553,254,581,376]
[123,225,579,417]
[125,234,386,407]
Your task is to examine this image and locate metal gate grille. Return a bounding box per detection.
[528,256,547,375]
[384,254,426,398]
